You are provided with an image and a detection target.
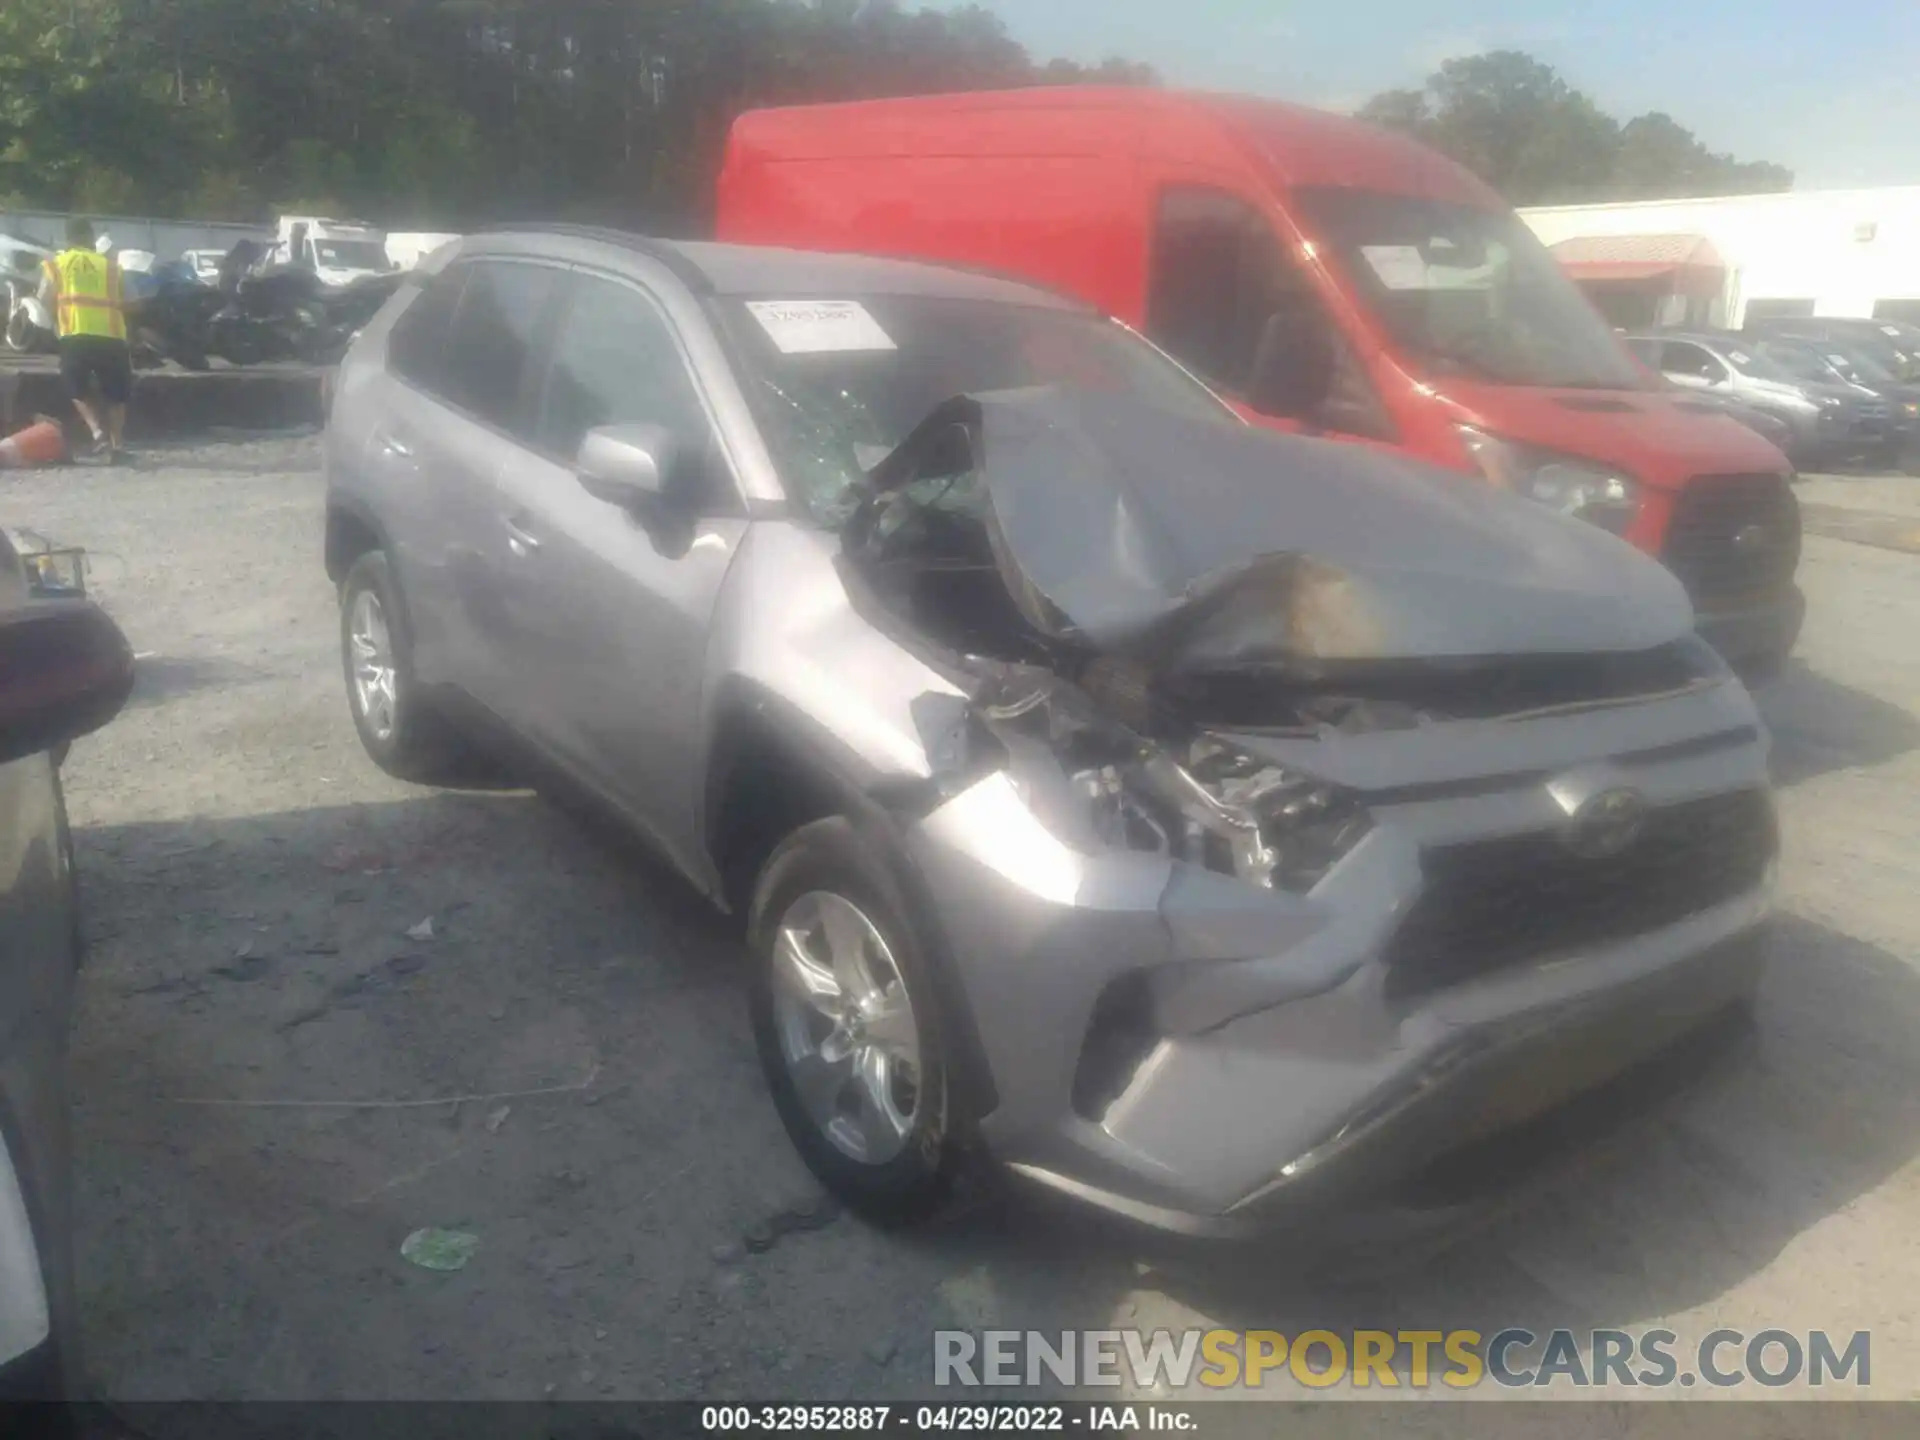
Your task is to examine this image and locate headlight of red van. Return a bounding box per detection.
[1455,426,1644,535]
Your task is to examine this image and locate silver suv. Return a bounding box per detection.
[1624,330,1874,468]
[325,228,1777,1233]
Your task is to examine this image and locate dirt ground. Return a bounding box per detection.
[5,438,1920,1409]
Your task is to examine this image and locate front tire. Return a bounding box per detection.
[338,550,460,783]
[748,818,957,1224]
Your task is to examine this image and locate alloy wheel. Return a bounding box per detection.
[769,890,923,1165]
[348,587,398,743]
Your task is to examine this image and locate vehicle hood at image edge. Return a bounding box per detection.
[880,388,1696,674]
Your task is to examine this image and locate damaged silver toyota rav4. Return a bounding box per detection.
[325,228,1777,1233]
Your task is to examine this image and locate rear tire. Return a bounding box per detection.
[338,551,463,784]
[5,305,35,354]
[748,818,957,1225]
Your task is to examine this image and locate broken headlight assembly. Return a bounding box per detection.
[1071,734,1372,893]
[1456,425,1644,536]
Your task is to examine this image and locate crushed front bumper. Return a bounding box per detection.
[1045,926,1763,1237]
[904,680,1775,1234]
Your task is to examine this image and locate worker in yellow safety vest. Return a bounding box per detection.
[37,217,132,463]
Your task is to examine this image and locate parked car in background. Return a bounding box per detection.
[1622,331,1865,470]
[386,232,463,272]
[0,529,135,1402]
[1665,385,1799,458]
[273,216,394,287]
[1750,337,1911,470]
[179,249,227,286]
[326,228,1779,1234]
[1,235,49,291]
[2,234,54,356]
[716,88,1805,678]
[1757,338,1920,473]
[1746,315,1920,384]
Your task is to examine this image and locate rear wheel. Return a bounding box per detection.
[338,551,462,783]
[748,818,957,1224]
[5,303,36,354]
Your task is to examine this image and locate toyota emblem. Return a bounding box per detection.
[1732,523,1772,555]
[1563,787,1648,860]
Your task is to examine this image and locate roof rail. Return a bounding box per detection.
[471,222,714,292]
[472,222,1099,312]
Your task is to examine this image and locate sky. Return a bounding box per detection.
[972,0,1920,191]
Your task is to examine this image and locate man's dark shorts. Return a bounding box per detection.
[58,335,133,407]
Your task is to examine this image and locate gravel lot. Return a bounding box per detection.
[5,438,1920,1411]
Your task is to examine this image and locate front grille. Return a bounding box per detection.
[1663,473,1802,612]
[1163,641,1718,729]
[1382,789,1776,1004]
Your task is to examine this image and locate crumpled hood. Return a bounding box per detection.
[880,388,1695,675]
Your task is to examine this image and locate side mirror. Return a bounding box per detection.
[1245,301,1336,421]
[0,601,135,768]
[576,424,685,510]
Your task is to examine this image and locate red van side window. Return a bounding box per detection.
[1147,187,1297,396]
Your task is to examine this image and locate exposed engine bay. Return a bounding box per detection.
[838,387,1727,896]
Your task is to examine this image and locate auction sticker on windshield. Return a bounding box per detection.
[747,299,897,354]
[1359,245,1430,291]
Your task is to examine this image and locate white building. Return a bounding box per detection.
[1519,187,1920,331]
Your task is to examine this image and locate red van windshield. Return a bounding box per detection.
[1294,187,1645,392]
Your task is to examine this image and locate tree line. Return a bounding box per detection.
[0,2,1786,230]
[1358,51,1792,206]
[0,0,1153,229]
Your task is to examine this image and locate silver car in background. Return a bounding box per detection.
[324,229,1776,1233]
[1624,330,1876,469]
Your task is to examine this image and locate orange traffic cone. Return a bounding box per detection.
[0,418,68,469]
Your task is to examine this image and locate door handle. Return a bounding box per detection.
[374,431,414,460]
[503,516,543,556]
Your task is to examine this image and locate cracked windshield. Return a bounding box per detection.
[0,0,1916,1433]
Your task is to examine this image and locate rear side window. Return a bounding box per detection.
[439,261,561,434]
[387,266,467,391]
[538,275,711,460]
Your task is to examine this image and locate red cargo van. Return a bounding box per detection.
[716,87,1804,674]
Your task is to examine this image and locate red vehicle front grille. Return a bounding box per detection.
[1663,474,1802,613]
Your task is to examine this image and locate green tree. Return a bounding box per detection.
[1358,50,1791,205]
[1612,111,1792,199]
[0,0,1154,226]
